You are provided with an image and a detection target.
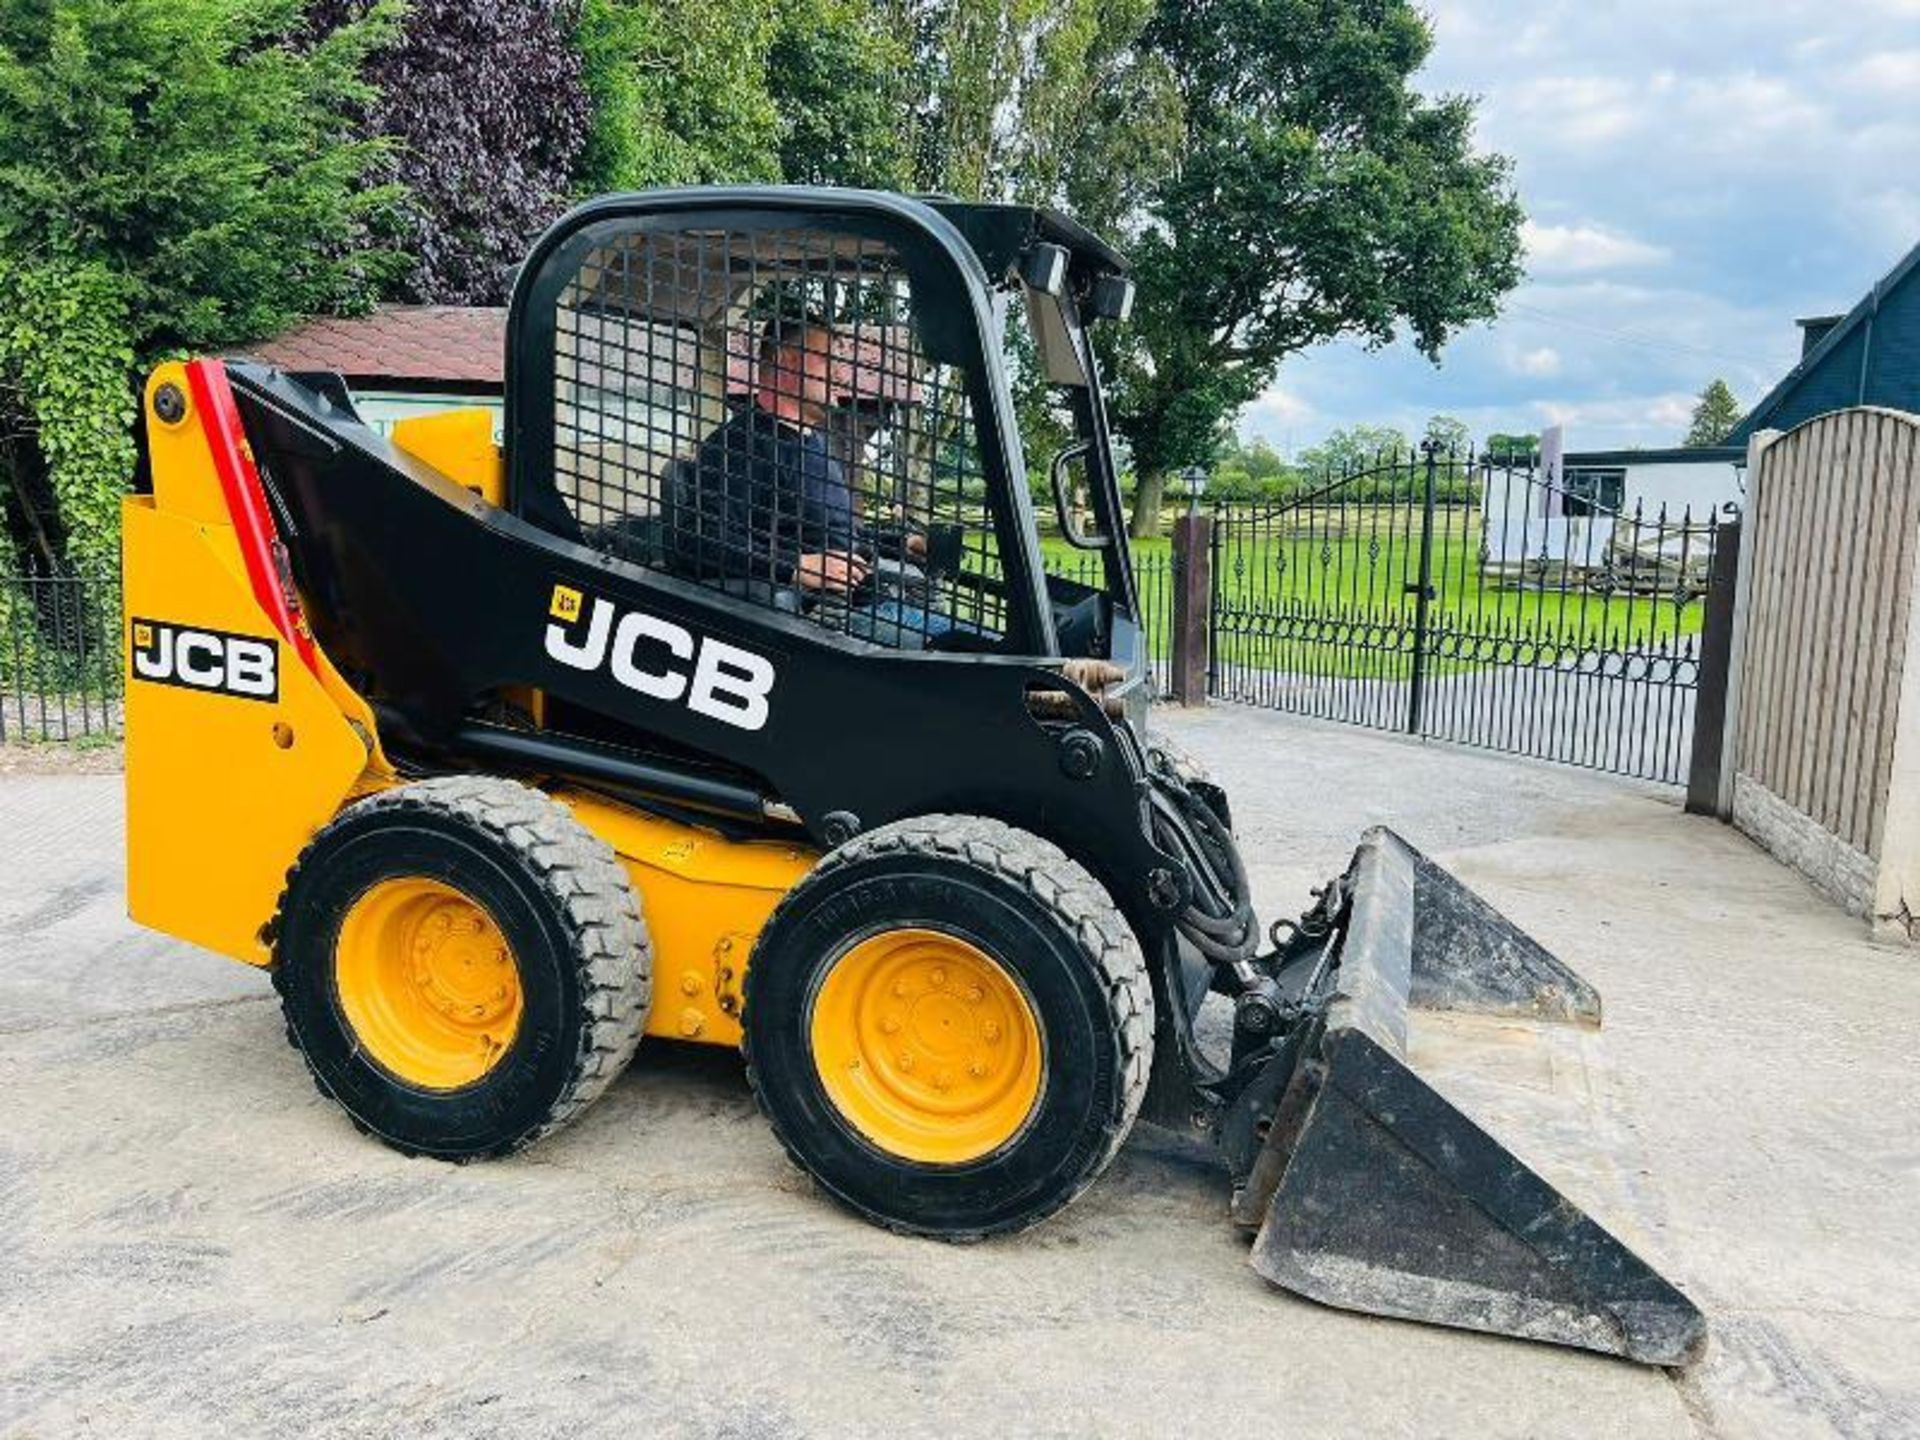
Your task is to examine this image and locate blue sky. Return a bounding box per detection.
[1241,0,1920,455]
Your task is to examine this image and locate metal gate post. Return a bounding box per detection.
[1405,443,1440,734]
[1206,510,1221,696]
[1171,508,1213,705]
[1685,517,1742,815]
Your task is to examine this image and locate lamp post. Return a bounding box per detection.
[1181,464,1210,516]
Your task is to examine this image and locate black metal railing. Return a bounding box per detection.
[1207,447,1732,785]
[0,565,124,744]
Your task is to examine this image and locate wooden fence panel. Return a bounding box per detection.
[1729,408,1920,933]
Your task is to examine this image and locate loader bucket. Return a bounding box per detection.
[1241,828,1705,1366]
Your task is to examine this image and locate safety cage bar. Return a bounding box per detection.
[503,191,1056,657]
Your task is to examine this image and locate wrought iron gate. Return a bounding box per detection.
[1206,446,1732,785]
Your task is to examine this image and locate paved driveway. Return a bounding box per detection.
[2,708,1915,1438]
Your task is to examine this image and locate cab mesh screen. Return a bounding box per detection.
[550,226,1009,650]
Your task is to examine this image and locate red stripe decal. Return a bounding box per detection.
[182,359,320,676]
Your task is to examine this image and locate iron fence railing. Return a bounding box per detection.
[1207,448,1735,785]
[0,566,124,744]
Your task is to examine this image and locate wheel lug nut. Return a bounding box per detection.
[896,1051,914,1072]
[982,1021,1001,1042]
[930,967,946,987]
[892,979,909,998]
[881,1014,901,1034]
[965,986,983,1003]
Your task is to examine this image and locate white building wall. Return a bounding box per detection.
[1617,459,1743,520]
[353,389,504,440]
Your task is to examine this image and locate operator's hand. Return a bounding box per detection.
[795,551,871,593]
[905,531,928,560]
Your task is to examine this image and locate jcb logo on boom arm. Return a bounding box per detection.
[543,585,775,732]
[129,618,279,702]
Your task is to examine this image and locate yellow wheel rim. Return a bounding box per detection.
[333,878,524,1091]
[809,928,1044,1165]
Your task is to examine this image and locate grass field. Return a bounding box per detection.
[1042,506,1712,681]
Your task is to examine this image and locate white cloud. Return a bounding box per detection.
[1506,76,1641,147]
[1512,346,1563,377]
[1522,221,1669,276]
[1848,49,1920,91]
[1246,387,1315,425]
[1260,0,1920,452]
[1851,188,1920,251]
[1534,392,1697,438]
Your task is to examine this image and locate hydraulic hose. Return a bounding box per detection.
[1146,775,1261,973]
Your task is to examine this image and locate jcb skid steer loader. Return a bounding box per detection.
[123,187,1703,1365]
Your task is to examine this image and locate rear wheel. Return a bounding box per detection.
[273,776,651,1159]
[744,815,1152,1238]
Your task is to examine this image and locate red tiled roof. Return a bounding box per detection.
[246,305,506,389]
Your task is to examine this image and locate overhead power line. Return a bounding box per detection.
[1503,301,1783,369]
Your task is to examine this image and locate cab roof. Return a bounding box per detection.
[923,200,1130,281]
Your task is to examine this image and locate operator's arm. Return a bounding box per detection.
[789,432,870,593]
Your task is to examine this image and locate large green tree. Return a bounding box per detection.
[1684,377,1742,447]
[576,0,906,195]
[1297,422,1411,475]
[1073,0,1524,535]
[576,0,781,192]
[0,0,399,568]
[1484,431,1540,466]
[890,0,1166,202]
[768,0,912,188]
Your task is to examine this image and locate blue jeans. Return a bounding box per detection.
[842,599,966,650]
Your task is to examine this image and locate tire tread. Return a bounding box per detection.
[743,813,1152,1239]
[270,775,651,1159]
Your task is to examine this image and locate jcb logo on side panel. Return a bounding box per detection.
[129,618,279,702]
[543,584,774,732]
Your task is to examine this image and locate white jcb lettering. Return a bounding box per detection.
[610,610,694,702]
[175,632,226,688]
[541,585,776,732]
[545,596,613,670]
[689,639,774,732]
[127,619,279,702]
[132,629,174,680]
[225,638,277,697]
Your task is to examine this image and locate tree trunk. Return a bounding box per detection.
[1129,467,1169,538]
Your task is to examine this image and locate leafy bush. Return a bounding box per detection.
[0,0,401,568]
[306,0,589,304]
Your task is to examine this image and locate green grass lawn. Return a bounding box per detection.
[1043,506,1712,680]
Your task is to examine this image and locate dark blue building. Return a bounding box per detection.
[1728,241,1920,445]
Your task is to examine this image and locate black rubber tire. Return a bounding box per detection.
[271,776,651,1160]
[743,814,1153,1239]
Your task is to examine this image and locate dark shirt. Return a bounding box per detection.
[669,404,859,585]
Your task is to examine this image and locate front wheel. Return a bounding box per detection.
[743,815,1153,1239]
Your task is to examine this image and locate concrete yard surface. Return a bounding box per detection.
[2,706,1917,1438]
